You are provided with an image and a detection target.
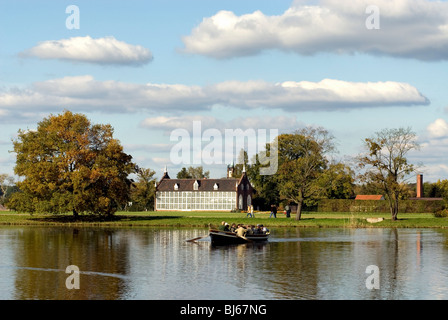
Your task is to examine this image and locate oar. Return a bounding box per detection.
[185,235,208,242]
[237,234,252,242]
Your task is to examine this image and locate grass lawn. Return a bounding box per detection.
[0,211,447,228]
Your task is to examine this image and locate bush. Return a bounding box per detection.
[318,199,445,213]
[433,209,448,218]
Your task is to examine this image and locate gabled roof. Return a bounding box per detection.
[355,195,385,200]
[157,178,240,192]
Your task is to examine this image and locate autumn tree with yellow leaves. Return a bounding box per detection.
[8,111,136,218]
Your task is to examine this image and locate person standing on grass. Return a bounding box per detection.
[285,204,291,218]
[269,204,277,218]
[246,205,253,218]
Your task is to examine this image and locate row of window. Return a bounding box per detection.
[156,191,236,210]
[171,182,250,191]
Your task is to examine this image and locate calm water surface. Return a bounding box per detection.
[0,226,447,300]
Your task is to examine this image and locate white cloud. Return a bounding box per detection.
[208,79,429,110]
[140,116,221,131]
[124,143,173,153]
[182,0,448,60]
[0,75,210,115]
[20,36,153,66]
[407,118,448,181]
[0,76,429,121]
[427,118,448,138]
[140,114,303,133]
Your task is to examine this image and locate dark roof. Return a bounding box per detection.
[157,178,240,192]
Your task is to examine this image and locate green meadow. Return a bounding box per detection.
[0,211,447,228]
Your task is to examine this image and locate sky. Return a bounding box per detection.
[1,0,448,182]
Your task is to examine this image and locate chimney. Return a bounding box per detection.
[417,174,423,198]
[227,163,234,178]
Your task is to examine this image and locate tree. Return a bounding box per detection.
[276,127,336,220]
[176,166,210,179]
[319,162,356,199]
[0,174,14,202]
[435,179,448,201]
[9,110,136,217]
[247,152,280,210]
[232,149,249,178]
[357,127,420,221]
[130,167,156,211]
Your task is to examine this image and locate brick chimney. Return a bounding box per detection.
[416,174,423,198]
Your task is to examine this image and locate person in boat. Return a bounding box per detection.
[246,225,254,236]
[261,224,269,234]
[218,221,230,231]
[230,223,237,233]
[236,224,247,238]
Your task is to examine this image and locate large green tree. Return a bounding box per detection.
[247,151,280,210]
[130,167,156,211]
[9,110,136,217]
[357,127,420,220]
[319,162,356,199]
[276,127,336,220]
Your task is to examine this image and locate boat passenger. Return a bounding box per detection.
[261,225,269,234]
[230,223,237,233]
[218,221,230,231]
[236,225,247,238]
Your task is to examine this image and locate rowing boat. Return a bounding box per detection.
[209,229,270,246]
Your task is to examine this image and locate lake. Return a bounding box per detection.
[0,226,447,300]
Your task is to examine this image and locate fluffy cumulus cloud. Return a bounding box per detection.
[182,0,448,60]
[19,36,153,66]
[408,118,448,181]
[0,76,429,121]
[421,118,448,163]
[427,118,448,138]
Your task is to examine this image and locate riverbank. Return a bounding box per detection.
[0,211,448,228]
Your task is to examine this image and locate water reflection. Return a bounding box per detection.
[10,227,131,299]
[0,226,447,300]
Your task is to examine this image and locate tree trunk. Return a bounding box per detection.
[387,192,400,221]
[391,198,399,221]
[73,209,79,220]
[295,202,303,221]
[387,193,397,221]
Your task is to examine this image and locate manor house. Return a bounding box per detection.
[155,165,253,211]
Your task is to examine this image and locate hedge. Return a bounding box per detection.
[318,199,445,213]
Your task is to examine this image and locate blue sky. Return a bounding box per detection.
[1,0,448,182]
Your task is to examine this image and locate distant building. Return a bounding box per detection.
[155,165,253,211]
[355,195,385,200]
